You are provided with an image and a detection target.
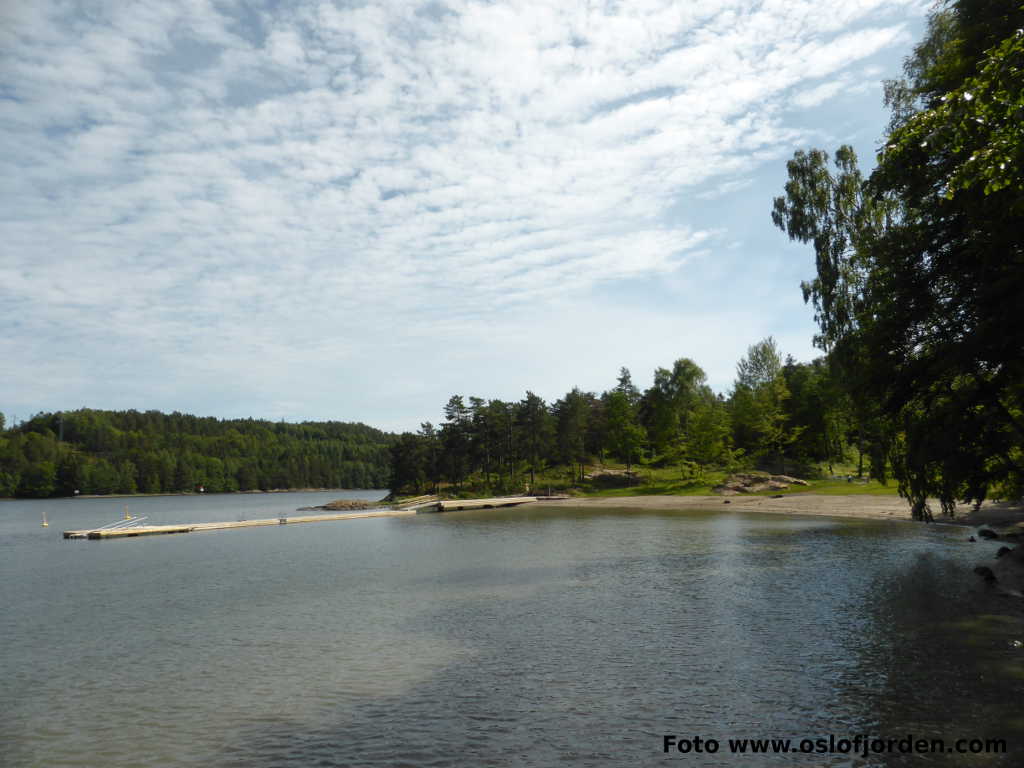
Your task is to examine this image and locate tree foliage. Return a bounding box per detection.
[604,390,645,475]
[730,338,804,473]
[387,344,856,495]
[0,409,392,498]
[773,0,1024,518]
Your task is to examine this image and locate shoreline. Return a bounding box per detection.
[8,487,1022,529]
[541,494,1024,527]
[0,488,386,502]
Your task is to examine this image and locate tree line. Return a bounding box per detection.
[0,409,393,498]
[772,0,1022,519]
[389,340,856,496]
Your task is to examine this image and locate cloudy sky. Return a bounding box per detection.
[1,0,928,432]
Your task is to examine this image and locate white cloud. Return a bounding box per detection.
[792,79,850,109]
[696,178,756,200]
[0,0,926,426]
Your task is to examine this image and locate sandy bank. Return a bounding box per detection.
[542,494,1024,526]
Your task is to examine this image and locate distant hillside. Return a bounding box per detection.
[0,409,395,498]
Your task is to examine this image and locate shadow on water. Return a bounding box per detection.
[837,551,1024,767]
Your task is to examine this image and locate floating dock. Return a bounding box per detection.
[63,508,417,539]
[62,497,542,540]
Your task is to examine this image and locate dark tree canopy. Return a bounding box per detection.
[773,0,1024,519]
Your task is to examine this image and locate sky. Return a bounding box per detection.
[0,0,929,433]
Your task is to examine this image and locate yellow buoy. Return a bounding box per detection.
[124,505,132,520]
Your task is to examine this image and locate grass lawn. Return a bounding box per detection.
[408,460,900,500]
[576,461,900,498]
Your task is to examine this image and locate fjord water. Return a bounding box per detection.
[2,493,1022,767]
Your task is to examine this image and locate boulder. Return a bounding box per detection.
[713,472,810,495]
[989,546,1024,594]
[771,475,810,486]
[974,565,997,583]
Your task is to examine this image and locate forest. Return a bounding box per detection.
[388,340,853,497]
[0,409,393,498]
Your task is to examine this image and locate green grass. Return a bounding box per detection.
[582,475,898,498]
[417,460,900,499]
[573,461,900,498]
[784,478,899,496]
[578,465,724,497]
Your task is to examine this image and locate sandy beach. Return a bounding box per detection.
[543,493,1024,527]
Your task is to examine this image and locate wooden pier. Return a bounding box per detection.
[62,496,542,540]
[390,495,542,513]
[63,508,418,539]
[393,494,442,512]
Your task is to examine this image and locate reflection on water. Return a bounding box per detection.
[1,496,1022,766]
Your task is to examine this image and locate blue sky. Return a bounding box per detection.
[0,0,928,432]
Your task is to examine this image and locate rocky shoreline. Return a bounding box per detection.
[968,518,1024,596]
[295,498,383,512]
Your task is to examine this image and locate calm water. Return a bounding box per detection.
[2,493,1023,767]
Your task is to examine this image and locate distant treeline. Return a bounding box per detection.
[0,409,393,498]
[389,338,856,495]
